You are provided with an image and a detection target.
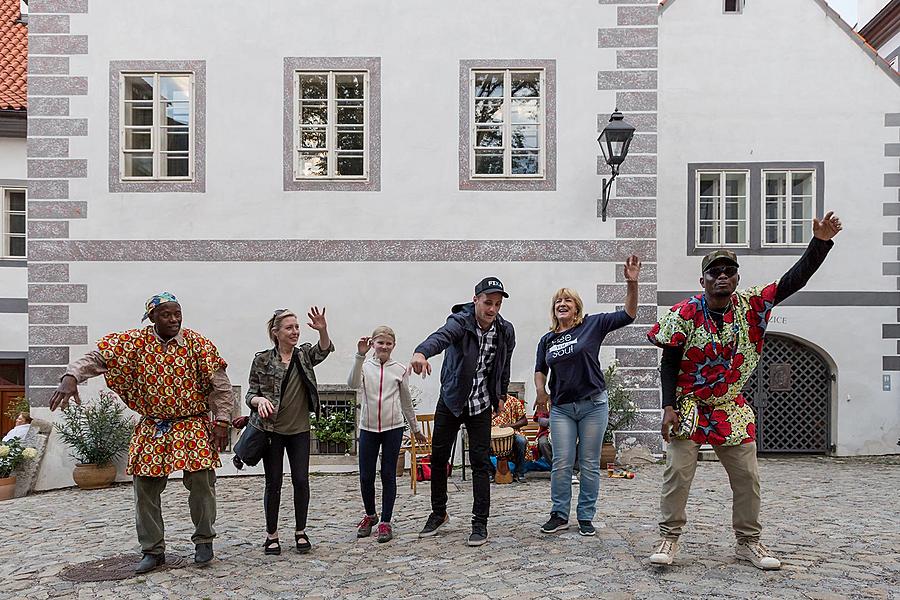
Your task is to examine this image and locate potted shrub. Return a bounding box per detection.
[0,438,38,500]
[603,359,638,467]
[54,391,134,490]
[310,409,354,455]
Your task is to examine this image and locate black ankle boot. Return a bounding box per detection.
[135,553,165,574]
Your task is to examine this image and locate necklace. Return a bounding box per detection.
[700,294,741,360]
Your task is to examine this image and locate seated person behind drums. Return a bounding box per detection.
[491,394,528,483]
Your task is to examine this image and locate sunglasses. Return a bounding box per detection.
[704,265,739,278]
[273,309,289,317]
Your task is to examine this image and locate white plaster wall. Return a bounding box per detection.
[0,313,26,352]
[659,0,900,456]
[67,0,615,242]
[0,137,25,179]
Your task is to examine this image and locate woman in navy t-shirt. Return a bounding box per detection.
[535,255,641,536]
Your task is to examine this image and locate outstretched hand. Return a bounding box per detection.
[307,306,327,331]
[48,374,80,411]
[623,255,641,282]
[407,353,432,378]
[356,336,371,355]
[813,211,842,241]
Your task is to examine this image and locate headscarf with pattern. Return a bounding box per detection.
[142,291,179,322]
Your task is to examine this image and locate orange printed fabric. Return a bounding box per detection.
[492,395,526,428]
[97,326,227,476]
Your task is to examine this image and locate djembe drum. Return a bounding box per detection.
[490,426,515,484]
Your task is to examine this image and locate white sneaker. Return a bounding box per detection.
[571,474,579,485]
[736,541,782,570]
[649,538,678,565]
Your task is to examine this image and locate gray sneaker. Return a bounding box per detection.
[467,522,488,546]
[418,512,449,538]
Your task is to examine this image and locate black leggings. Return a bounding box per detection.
[262,431,310,534]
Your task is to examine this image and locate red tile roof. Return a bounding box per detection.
[0,0,27,111]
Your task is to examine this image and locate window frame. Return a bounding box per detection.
[469,68,545,180]
[686,162,825,256]
[761,169,817,248]
[293,70,370,181]
[119,71,195,182]
[459,59,557,192]
[1,186,27,259]
[283,57,381,192]
[109,60,206,193]
[694,170,751,249]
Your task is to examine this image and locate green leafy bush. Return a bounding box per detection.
[604,359,638,444]
[54,391,134,466]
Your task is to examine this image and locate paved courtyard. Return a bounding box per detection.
[0,456,897,600]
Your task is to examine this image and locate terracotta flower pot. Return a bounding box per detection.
[600,442,617,469]
[72,463,117,490]
[0,475,16,500]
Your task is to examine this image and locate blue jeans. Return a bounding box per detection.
[549,392,609,522]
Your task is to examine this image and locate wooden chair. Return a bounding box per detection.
[409,413,435,495]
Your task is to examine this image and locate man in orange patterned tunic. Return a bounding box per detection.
[50,292,234,574]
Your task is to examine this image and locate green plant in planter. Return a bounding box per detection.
[604,359,638,444]
[310,410,354,447]
[54,391,134,465]
[0,438,38,478]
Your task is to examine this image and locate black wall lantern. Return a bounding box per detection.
[597,108,636,222]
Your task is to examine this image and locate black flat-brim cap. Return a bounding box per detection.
[475,277,509,298]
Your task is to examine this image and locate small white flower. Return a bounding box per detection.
[22,448,38,460]
[0,445,9,458]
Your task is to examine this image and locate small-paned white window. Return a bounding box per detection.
[1,188,26,258]
[696,171,749,247]
[471,69,544,178]
[724,0,743,13]
[295,71,368,179]
[763,171,815,246]
[120,73,193,180]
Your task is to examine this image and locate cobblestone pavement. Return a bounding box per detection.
[0,456,897,600]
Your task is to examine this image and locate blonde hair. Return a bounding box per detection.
[267,309,299,344]
[370,325,396,343]
[549,288,584,332]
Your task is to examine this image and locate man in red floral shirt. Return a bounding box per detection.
[646,212,842,570]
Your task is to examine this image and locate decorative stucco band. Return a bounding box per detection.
[597,0,660,451]
[27,0,88,406]
[883,113,900,372]
[28,239,656,263]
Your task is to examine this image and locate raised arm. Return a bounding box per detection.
[774,212,841,305]
[347,338,369,389]
[623,254,641,318]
